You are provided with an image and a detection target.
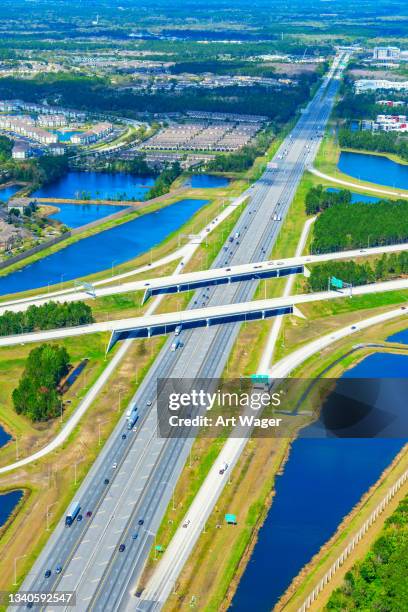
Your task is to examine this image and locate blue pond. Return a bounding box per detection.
[338,151,408,190]
[0,424,11,449]
[33,171,156,201]
[0,184,21,202]
[387,327,408,345]
[189,174,229,189]
[231,352,407,612]
[50,203,127,229]
[0,198,209,296]
[327,187,380,204]
[0,490,23,528]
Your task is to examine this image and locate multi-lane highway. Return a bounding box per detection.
[20,52,347,611]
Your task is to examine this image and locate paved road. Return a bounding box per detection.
[139,303,408,609]
[309,166,408,199]
[3,240,408,316]
[19,53,347,612]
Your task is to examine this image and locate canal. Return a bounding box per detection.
[0,198,209,296]
[49,203,128,229]
[338,152,408,190]
[231,351,407,611]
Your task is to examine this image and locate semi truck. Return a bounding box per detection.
[65,501,81,526]
[127,408,138,430]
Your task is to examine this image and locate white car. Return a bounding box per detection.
[112,462,118,469]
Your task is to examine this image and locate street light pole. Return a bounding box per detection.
[14,554,27,586]
[46,502,57,531]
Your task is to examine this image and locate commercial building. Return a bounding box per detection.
[372,47,401,61]
[355,79,408,94]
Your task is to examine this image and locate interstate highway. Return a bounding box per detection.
[20,53,347,611]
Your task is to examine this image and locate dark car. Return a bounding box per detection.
[121,433,127,440]
[119,544,126,552]
[86,511,92,518]
[132,533,138,540]
[77,514,83,522]
[44,569,51,579]
[26,604,33,610]
[55,565,62,574]
[104,478,110,485]
[138,519,144,526]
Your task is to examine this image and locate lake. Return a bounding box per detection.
[49,203,128,229]
[33,171,156,201]
[327,187,380,204]
[0,490,23,529]
[338,152,408,190]
[231,352,407,612]
[188,174,230,189]
[0,185,21,202]
[0,198,209,296]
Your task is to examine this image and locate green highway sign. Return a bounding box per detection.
[331,276,343,289]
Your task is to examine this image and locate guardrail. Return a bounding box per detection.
[297,464,408,611]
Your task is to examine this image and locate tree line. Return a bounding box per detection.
[308,251,408,291]
[0,73,316,122]
[0,301,94,337]
[326,494,408,611]
[147,162,182,199]
[311,199,408,253]
[338,128,408,162]
[305,185,351,215]
[12,344,70,421]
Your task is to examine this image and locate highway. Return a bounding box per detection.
[2,240,408,315]
[139,303,408,610]
[19,52,347,611]
[1,276,408,349]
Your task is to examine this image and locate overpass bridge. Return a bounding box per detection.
[1,277,407,352]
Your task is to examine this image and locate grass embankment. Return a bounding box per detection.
[314,132,408,198]
[0,332,110,464]
[0,333,166,594]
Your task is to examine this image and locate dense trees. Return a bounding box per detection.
[326,495,408,611]
[0,73,316,121]
[338,128,408,162]
[12,344,70,421]
[104,157,153,177]
[0,135,13,162]
[311,200,408,253]
[305,185,351,215]
[0,301,94,337]
[147,162,181,199]
[308,251,408,291]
